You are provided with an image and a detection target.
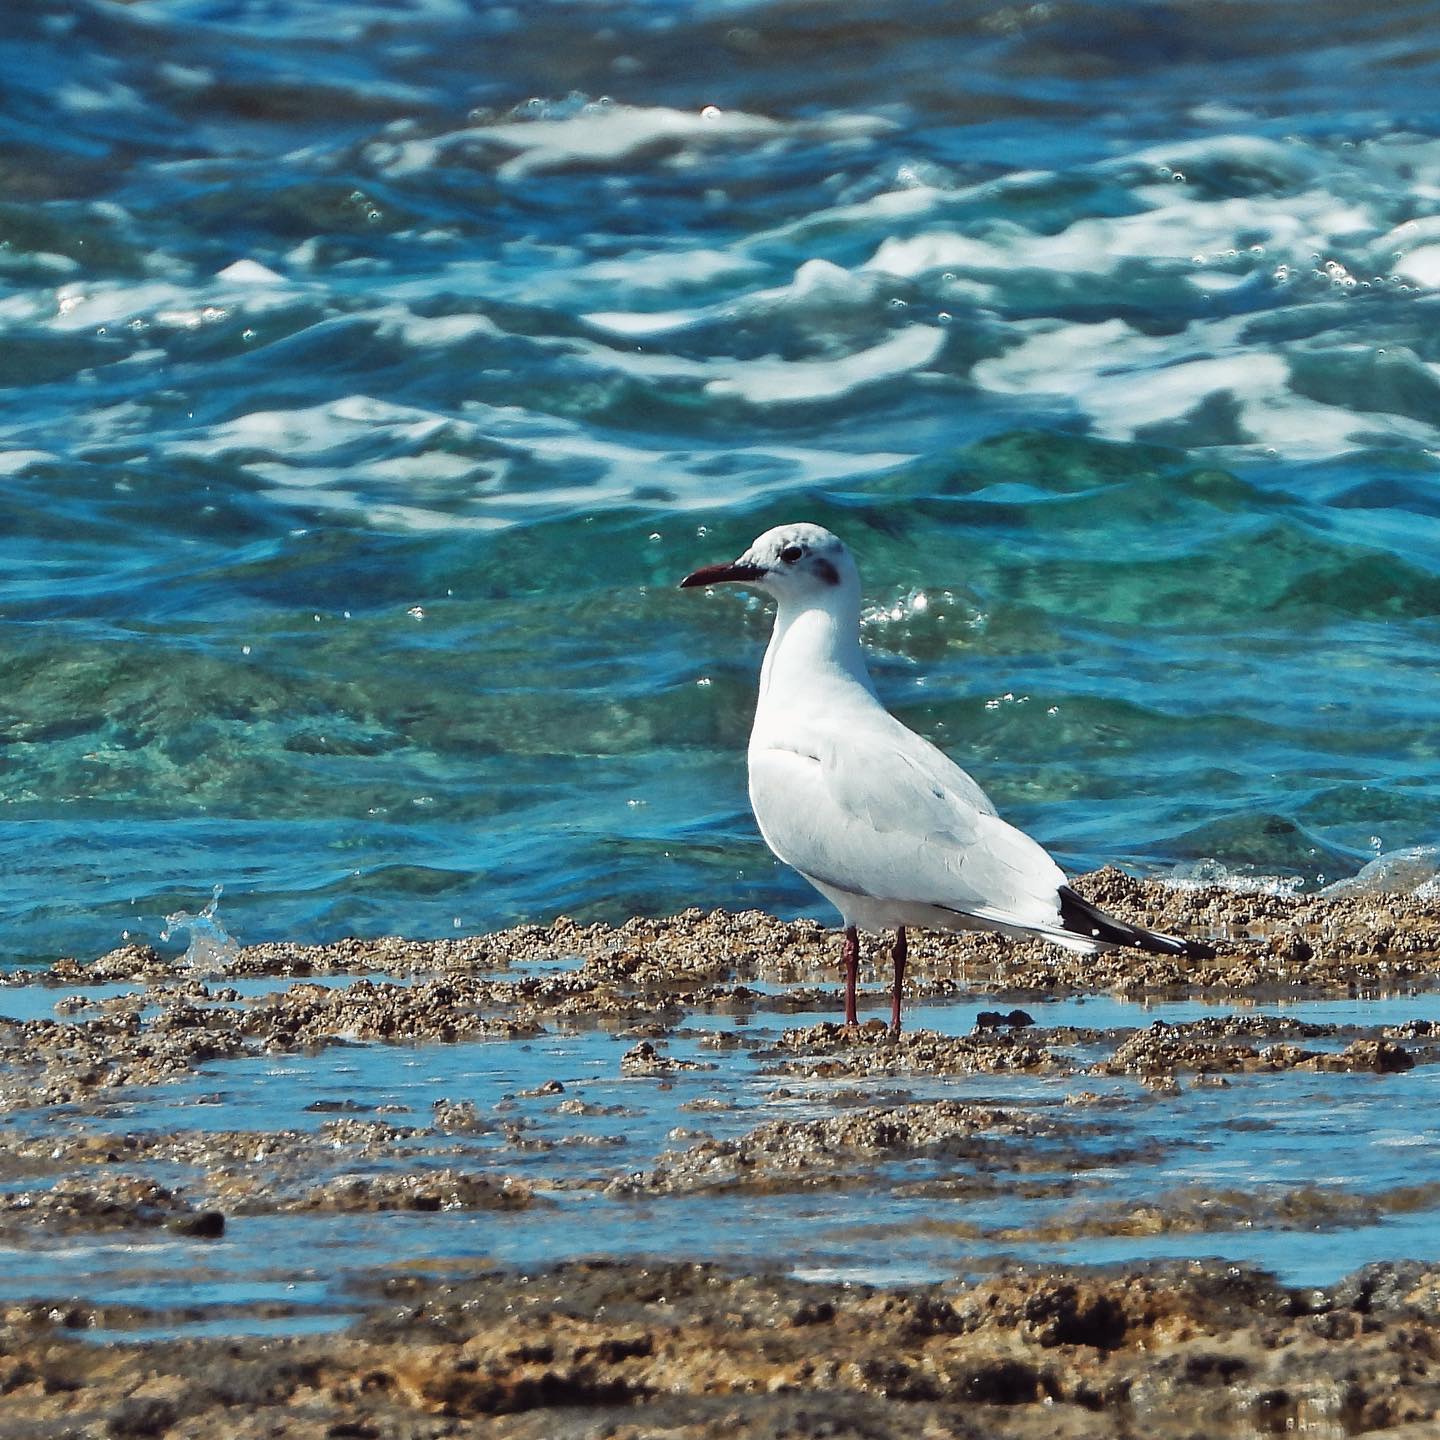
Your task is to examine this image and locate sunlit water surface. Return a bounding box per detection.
[2,982,1439,1335]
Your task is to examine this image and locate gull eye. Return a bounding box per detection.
[779,544,804,564]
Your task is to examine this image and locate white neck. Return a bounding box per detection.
[754,588,878,731]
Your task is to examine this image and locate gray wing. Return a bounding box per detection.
[748,715,1068,934]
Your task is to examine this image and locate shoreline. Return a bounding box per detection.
[11,866,1440,998]
[2,872,1440,1433]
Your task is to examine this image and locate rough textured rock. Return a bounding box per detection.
[2,1259,1440,1437]
[286,1170,539,1214]
[2,880,1440,1437]
[761,1020,1060,1077]
[603,1100,1077,1196]
[10,869,1440,1005]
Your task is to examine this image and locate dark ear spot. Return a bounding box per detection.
[813,557,840,586]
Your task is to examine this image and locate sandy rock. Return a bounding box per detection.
[605,1100,1061,1196]
[619,1040,715,1076]
[761,1022,1058,1077]
[287,1170,539,1214]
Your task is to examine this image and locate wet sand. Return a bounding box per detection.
[3,871,1440,1435]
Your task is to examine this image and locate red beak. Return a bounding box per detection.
[679,561,766,588]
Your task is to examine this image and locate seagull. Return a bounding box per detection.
[681,522,1213,1033]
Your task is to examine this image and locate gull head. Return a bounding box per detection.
[680,522,858,604]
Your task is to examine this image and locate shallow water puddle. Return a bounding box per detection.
[904,989,1440,1032]
[1,983,1439,1334]
[0,971,419,1024]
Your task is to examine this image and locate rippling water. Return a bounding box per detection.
[7,986,1440,1323]
[4,0,1440,962]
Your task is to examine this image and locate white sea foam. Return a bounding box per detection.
[1397,245,1440,287]
[58,80,147,117]
[0,263,307,335]
[216,259,286,285]
[754,181,948,247]
[706,325,946,404]
[174,396,459,461]
[179,392,913,530]
[869,187,1373,281]
[157,62,213,91]
[976,319,1284,428]
[354,502,510,533]
[584,257,887,337]
[855,133,1406,299]
[373,103,893,182]
[971,312,1440,458]
[507,421,912,495]
[0,249,78,277]
[567,322,947,406]
[5,280,191,331]
[393,245,759,314]
[246,452,490,490]
[371,306,503,346]
[752,167,1063,253]
[866,232,1008,276]
[583,309,700,338]
[0,450,57,475]
[582,247,764,293]
[1120,133,1320,184]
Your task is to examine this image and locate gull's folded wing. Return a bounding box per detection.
[749,716,1069,935]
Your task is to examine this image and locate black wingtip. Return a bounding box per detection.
[1057,885,1214,960]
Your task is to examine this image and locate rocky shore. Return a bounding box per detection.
[1,870,1440,1436]
[5,1255,1440,1437]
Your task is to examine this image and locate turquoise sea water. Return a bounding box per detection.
[4,0,1440,963]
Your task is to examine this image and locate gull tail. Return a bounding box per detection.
[1057,885,1215,960]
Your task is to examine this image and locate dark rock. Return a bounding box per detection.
[1183,1352,1250,1383]
[1343,1038,1414,1073]
[107,1396,178,1437]
[168,1210,226,1239]
[1021,1283,1127,1350]
[975,1009,1035,1030]
[953,1357,1046,1404]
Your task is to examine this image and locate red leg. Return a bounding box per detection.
[842,925,859,1027]
[890,926,907,1034]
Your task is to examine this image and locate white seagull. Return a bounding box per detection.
[681,522,1212,1032]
